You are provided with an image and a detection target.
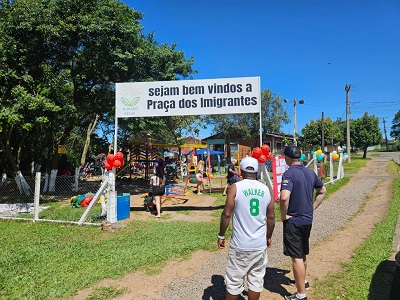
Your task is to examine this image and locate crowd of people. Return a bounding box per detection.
[74,145,328,299]
[143,146,326,299]
[218,146,326,300]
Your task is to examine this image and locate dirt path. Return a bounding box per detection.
[74,155,396,300]
[272,156,393,299]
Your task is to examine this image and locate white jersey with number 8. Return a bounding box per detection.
[229,179,271,251]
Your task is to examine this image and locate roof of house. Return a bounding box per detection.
[201,132,294,141]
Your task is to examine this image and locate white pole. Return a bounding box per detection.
[337,153,343,179]
[260,164,273,193]
[329,153,334,184]
[293,99,297,146]
[258,77,263,146]
[114,117,118,156]
[313,154,318,175]
[106,88,119,223]
[34,172,41,222]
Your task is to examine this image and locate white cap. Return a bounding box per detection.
[240,157,258,173]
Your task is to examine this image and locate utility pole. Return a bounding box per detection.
[284,98,305,146]
[294,100,298,146]
[345,84,351,162]
[382,117,389,151]
[321,112,325,151]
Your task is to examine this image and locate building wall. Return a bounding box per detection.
[205,134,292,159]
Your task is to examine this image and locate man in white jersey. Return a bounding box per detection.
[218,156,276,300]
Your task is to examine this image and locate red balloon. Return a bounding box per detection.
[106,154,115,163]
[261,144,270,156]
[104,162,112,170]
[117,158,124,166]
[252,147,262,159]
[113,159,122,168]
[265,153,272,161]
[258,154,267,164]
[115,151,124,161]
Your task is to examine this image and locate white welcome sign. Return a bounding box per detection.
[115,76,260,118]
[110,77,263,222]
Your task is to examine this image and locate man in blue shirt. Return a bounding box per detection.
[280,145,326,300]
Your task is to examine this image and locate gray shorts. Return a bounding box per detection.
[225,247,268,295]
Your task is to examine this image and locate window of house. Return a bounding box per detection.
[230,143,238,151]
[213,144,224,152]
[277,142,282,149]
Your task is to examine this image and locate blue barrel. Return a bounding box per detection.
[117,193,130,221]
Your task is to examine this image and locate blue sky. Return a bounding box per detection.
[126,0,400,140]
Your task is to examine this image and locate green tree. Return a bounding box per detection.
[390,110,400,139]
[235,89,290,147]
[0,0,196,176]
[205,88,290,156]
[351,113,382,158]
[300,117,344,150]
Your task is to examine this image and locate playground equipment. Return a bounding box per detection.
[183,146,226,194]
[164,184,190,197]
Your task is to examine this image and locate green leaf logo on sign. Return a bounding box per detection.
[121,96,140,106]
[119,85,142,108]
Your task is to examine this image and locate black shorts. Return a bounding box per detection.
[283,221,312,258]
[152,186,165,196]
[227,177,236,185]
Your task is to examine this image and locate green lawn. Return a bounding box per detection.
[0,218,221,300]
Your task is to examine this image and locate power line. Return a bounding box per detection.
[353,100,400,104]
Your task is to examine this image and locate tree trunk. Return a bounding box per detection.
[1,141,32,195]
[3,140,19,174]
[363,148,367,158]
[80,113,100,166]
[226,135,231,163]
[50,125,74,170]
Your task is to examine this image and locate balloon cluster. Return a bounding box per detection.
[104,152,125,170]
[251,144,272,163]
[145,142,152,151]
[331,151,339,161]
[311,149,325,162]
[343,152,349,160]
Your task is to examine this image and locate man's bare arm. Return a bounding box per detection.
[313,185,327,210]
